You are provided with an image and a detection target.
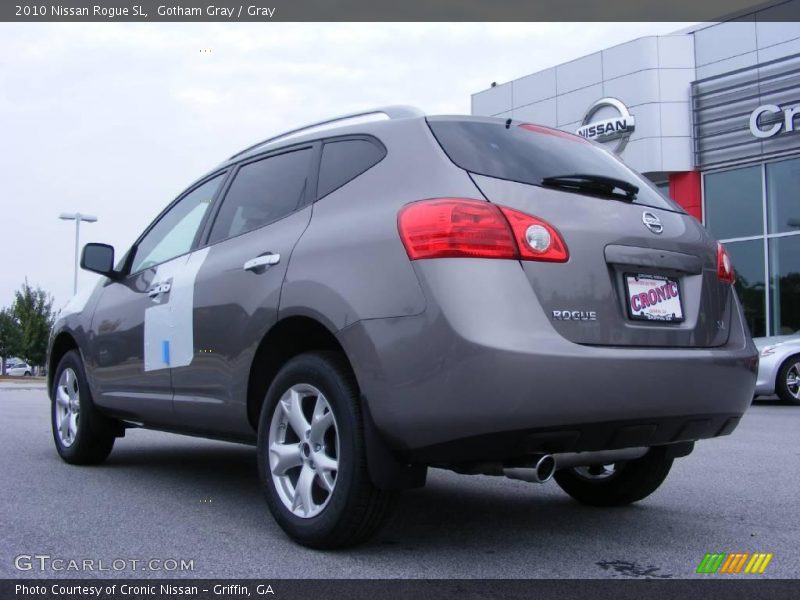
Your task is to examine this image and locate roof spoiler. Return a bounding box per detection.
[229,105,426,160]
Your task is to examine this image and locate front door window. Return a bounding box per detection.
[130,174,224,274]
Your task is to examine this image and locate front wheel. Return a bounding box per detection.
[776,355,800,405]
[553,446,673,507]
[51,350,116,465]
[257,351,394,549]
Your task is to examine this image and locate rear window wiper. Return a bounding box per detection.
[541,174,639,201]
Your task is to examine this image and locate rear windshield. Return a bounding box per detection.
[427,118,682,213]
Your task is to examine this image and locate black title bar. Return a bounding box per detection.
[2,0,800,22]
[2,579,799,600]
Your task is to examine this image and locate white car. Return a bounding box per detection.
[754,333,800,405]
[6,362,33,377]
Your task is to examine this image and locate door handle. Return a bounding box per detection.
[148,282,171,298]
[243,253,281,272]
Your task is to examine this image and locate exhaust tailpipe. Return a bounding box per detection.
[503,454,556,484]
[454,448,652,484]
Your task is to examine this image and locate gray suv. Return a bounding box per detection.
[48,107,757,548]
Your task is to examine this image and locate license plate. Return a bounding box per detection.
[625,273,684,322]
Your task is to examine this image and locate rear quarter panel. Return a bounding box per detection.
[280,118,479,328]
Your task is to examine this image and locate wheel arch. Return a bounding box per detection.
[48,331,80,396]
[245,315,347,431]
[246,315,425,490]
[776,351,800,401]
[777,351,800,381]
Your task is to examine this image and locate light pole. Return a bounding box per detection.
[59,213,98,295]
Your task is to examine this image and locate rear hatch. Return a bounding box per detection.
[427,117,733,348]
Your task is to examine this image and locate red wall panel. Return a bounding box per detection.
[668,171,702,221]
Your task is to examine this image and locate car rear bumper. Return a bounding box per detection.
[338,260,758,461]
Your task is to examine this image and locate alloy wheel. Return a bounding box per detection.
[573,463,618,481]
[267,383,339,518]
[55,368,80,447]
[786,361,800,400]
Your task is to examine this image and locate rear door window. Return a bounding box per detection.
[208,147,312,244]
[317,138,386,199]
[427,118,681,212]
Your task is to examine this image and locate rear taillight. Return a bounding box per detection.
[497,205,569,262]
[397,198,516,260]
[717,242,736,284]
[397,198,568,262]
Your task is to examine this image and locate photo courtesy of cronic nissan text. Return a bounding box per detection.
[1,1,798,599]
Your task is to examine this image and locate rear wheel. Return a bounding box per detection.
[553,447,673,507]
[51,350,116,465]
[257,351,394,549]
[776,355,800,406]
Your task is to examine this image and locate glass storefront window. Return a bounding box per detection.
[766,157,800,235]
[769,235,800,336]
[705,165,763,240]
[704,160,800,337]
[724,239,766,338]
[654,181,671,198]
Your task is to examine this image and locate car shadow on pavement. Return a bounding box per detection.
[103,441,263,498]
[373,473,653,550]
[753,398,793,407]
[99,443,595,537]
[92,440,706,559]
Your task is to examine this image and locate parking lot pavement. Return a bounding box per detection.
[1,387,797,580]
[0,379,46,391]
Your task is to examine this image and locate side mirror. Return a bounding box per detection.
[81,243,117,279]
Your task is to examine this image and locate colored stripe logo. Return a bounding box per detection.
[697,553,773,574]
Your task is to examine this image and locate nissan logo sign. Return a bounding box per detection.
[576,97,636,153]
[749,104,799,138]
[642,211,663,235]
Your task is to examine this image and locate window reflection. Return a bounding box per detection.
[769,235,800,336]
[704,161,800,337]
[766,158,800,235]
[705,166,763,240]
[724,240,766,338]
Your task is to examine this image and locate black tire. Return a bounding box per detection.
[554,446,674,507]
[24,371,31,377]
[775,355,800,406]
[257,351,395,549]
[51,350,116,465]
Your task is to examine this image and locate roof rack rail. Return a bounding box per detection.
[229,105,426,160]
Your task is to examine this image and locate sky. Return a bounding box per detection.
[0,21,692,310]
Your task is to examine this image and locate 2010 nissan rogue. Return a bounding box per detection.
[48,107,758,548]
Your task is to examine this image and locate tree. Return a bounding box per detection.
[12,281,55,369]
[0,308,21,375]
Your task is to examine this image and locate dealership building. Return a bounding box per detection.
[471,0,800,338]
